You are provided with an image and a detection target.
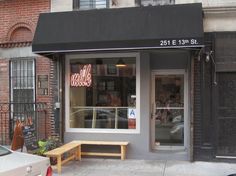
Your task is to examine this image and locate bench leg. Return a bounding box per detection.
[77,145,81,161]
[121,145,126,160]
[57,155,62,174]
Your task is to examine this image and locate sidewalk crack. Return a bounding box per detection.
[162,160,167,176]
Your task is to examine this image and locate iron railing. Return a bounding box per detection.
[0,102,48,145]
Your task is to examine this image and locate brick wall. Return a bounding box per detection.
[0,60,10,144]
[0,0,60,144]
[36,57,54,137]
[10,27,32,42]
[193,33,215,161]
[193,56,202,160]
[0,60,9,102]
[0,0,50,42]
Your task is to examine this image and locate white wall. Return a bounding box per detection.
[51,0,135,11]
[110,0,135,8]
[0,47,38,59]
[51,0,73,12]
[50,0,236,12]
[174,0,236,32]
[175,0,236,7]
[204,9,236,32]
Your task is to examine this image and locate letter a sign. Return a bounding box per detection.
[128,108,136,119]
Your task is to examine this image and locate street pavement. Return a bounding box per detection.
[52,158,236,176]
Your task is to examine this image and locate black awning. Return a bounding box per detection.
[32,3,204,53]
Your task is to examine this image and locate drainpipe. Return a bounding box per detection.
[190,54,195,162]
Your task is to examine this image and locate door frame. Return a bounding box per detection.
[151,69,189,150]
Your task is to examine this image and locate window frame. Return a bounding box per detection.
[65,52,140,134]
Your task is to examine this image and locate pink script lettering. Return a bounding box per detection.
[71,64,92,87]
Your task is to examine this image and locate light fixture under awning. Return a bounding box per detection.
[32,3,204,54]
[116,58,126,67]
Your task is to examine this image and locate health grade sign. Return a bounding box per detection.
[128,108,136,119]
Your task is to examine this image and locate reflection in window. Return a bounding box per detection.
[70,57,136,130]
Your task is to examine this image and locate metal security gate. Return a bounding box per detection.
[214,33,236,159]
[216,73,236,158]
[0,103,10,145]
[0,102,48,145]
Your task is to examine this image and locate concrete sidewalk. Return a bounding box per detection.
[53,159,236,176]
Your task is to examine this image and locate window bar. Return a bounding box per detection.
[106,0,109,8]
[73,0,80,10]
[115,107,118,129]
[92,107,96,128]
[91,0,94,9]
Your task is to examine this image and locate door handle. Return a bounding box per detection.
[151,103,156,120]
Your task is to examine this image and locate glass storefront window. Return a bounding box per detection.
[69,57,136,130]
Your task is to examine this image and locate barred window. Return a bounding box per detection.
[10,58,37,131]
[10,59,35,103]
[73,0,109,10]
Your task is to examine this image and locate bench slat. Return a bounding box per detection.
[45,143,80,156]
[74,140,129,146]
[81,152,121,157]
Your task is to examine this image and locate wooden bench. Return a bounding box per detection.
[73,140,129,160]
[44,140,128,173]
[44,141,81,174]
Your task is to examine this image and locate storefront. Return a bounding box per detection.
[32,3,204,160]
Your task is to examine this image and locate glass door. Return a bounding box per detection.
[151,70,185,149]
